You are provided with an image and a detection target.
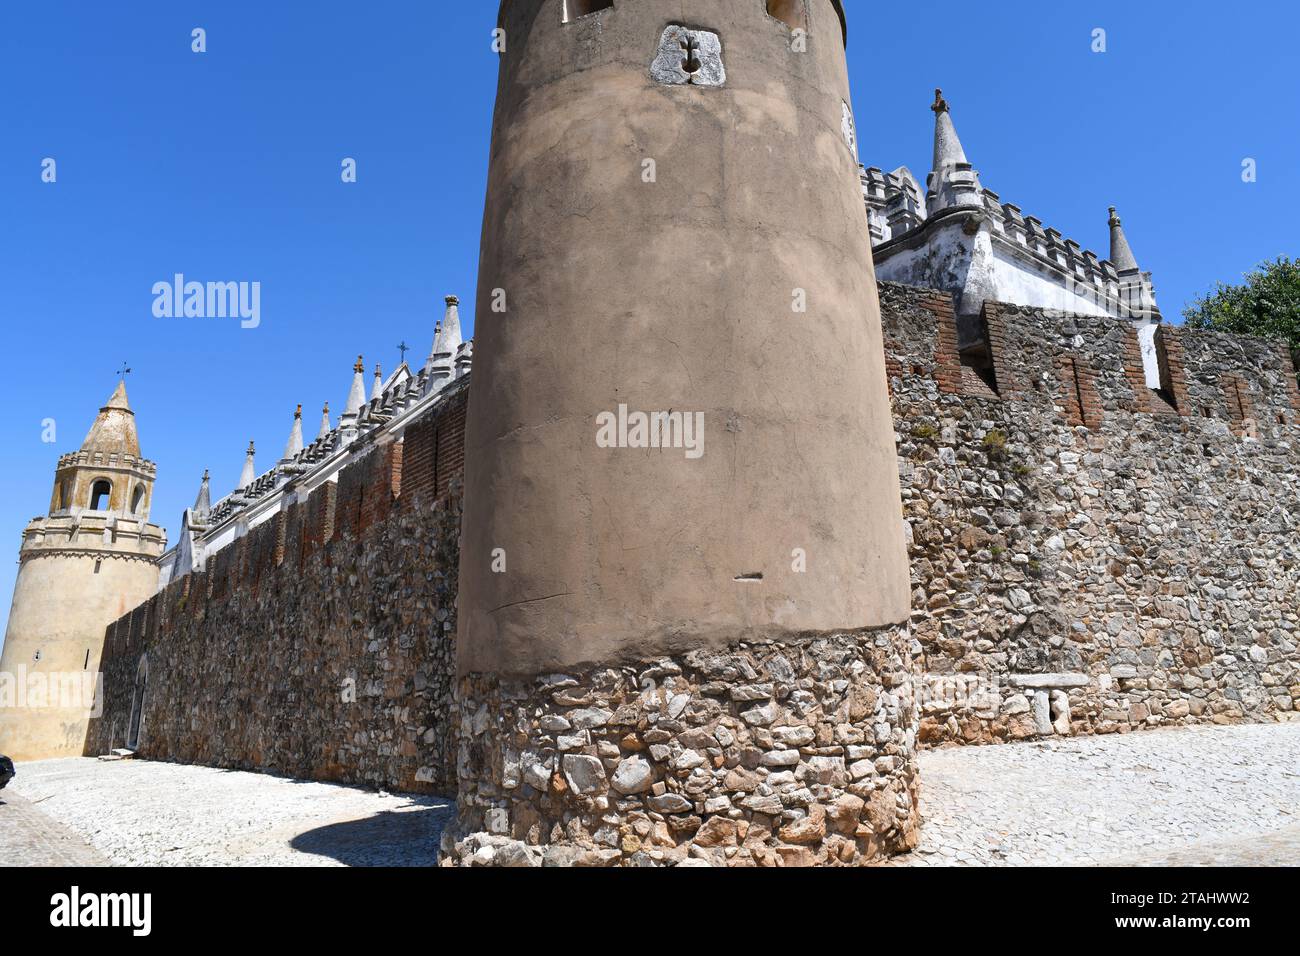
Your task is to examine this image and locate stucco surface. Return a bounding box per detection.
[460,0,910,676]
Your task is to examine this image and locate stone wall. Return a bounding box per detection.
[85,386,469,795]
[440,625,920,867]
[84,282,1300,857]
[880,282,1300,747]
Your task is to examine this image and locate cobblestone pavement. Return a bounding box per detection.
[891,722,1300,866]
[6,723,1296,867]
[7,759,453,866]
[0,789,107,866]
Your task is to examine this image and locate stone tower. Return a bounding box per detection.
[447,0,918,866]
[0,382,165,761]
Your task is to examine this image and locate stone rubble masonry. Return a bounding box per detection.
[82,281,1298,864]
[880,281,1300,748]
[439,626,920,868]
[85,386,470,795]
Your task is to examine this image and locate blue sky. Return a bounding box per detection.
[1,0,1296,637]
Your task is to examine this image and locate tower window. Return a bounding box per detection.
[766,0,808,31]
[562,0,613,23]
[89,479,112,511]
[131,485,146,515]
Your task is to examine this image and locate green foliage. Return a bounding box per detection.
[981,429,1009,460]
[912,422,939,441]
[1183,257,1300,354]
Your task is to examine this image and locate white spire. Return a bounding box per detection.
[282,404,304,461]
[342,355,367,422]
[926,89,983,212]
[371,363,384,403]
[1108,206,1140,273]
[1108,206,1161,324]
[193,470,211,520]
[425,295,464,394]
[239,441,256,490]
[931,88,969,170]
[317,402,332,441]
[437,295,463,356]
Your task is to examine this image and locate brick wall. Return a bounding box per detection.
[1055,353,1103,429]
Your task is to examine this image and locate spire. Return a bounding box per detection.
[926,88,983,212]
[193,470,211,520]
[342,355,367,421]
[318,402,332,441]
[81,381,141,457]
[1108,206,1160,323]
[1108,206,1140,273]
[239,441,256,490]
[425,295,464,394]
[439,295,463,355]
[371,363,384,403]
[282,404,304,460]
[931,88,968,169]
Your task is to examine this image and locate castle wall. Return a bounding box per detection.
[80,280,1300,863]
[85,386,469,794]
[879,282,1300,745]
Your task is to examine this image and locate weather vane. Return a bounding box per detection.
[117,362,132,381]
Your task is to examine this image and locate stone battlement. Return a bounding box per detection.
[56,449,157,476]
[879,281,1299,745]
[19,513,165,562]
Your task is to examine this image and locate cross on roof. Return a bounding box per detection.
[397,341,410,364]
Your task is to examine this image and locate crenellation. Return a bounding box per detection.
[881,281,1298,747]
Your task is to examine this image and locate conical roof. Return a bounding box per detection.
[1108,206,1140,273]
[193,470,212,519]
[81,381,141,457]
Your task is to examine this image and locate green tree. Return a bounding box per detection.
[1184,257,1300,362]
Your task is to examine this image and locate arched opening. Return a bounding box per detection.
[89,479,112,511]
[131,485,146,515]
[766,0,808,31]
[127,656,148,751]
[563,0,613,24]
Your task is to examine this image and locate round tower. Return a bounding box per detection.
[0,382,165,761]
[446,0,917,866]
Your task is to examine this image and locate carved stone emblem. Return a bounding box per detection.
[650,25,725,87]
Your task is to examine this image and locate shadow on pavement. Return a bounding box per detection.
[289,802,453,866]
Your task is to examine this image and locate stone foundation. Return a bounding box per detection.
[440,626,919,867]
